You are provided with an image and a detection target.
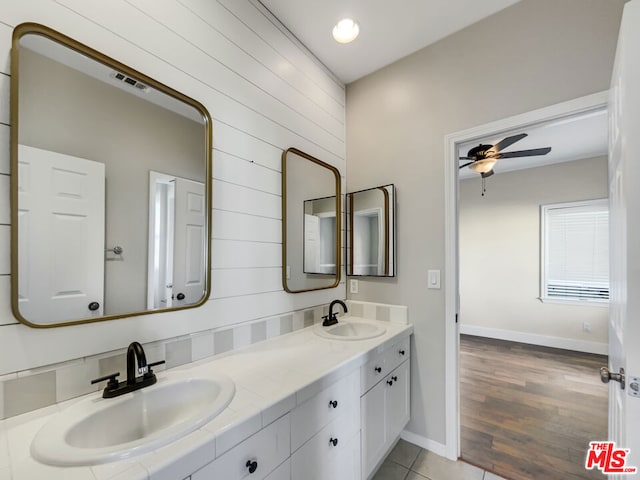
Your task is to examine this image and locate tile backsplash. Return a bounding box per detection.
[0,300,407,419]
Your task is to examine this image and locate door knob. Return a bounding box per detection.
[176,293,185,301]
[600,366,625,389]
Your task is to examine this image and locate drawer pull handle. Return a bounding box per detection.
[387,379,394,386]
[329,400,338,408]
[374,366,382,373]
[399,349,406,356]
[329,437,339,447]
[246,460,258,474]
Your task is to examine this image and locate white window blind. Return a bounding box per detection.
[541,199,609,302]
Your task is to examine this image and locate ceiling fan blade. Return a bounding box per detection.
[459,162,473,169]
[481,169,494,178]
[459,156,473,160]
[485,133,528,156]
[494,147,552,159]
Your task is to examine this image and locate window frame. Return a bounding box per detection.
[540,198,609,307]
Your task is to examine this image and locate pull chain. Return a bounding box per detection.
[481,177,486,196]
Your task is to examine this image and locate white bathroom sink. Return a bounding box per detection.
[314,319,386,341]
[31,371,235,466]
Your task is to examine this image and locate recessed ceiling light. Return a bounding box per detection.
[332,18,359,44]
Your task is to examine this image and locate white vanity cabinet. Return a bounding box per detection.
[191,414,290,480]
[361,338,411,479]
[291,369,361,480]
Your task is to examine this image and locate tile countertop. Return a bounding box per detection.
[0,317,413,480]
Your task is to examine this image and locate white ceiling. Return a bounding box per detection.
[457,109,608,180]
[259,0,522,84]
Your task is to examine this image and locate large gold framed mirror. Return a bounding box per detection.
[10,23,212,327]
[347,184,396,277]
[282,148,341,293]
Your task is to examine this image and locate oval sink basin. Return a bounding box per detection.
[314,319,386,341]
[31,371,235,466]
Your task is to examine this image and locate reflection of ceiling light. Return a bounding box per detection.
[469,158,497,174]
[332,18,360,43]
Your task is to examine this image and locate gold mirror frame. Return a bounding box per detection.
[281,147,342,293]
[10,23,213,328]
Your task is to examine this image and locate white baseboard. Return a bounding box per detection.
[459,324,608,355]
[400,430,452,460]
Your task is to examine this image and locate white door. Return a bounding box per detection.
[18,145,105,324]
[304,213,320,273]
[172,177,206,306]
[607,0,640,475]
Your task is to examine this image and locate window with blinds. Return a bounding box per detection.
[541,199,609,303]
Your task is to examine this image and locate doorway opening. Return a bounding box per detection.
[443,92,610,476]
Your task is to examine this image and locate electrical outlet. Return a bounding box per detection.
[350,279,359,294]
[583,321,591,333]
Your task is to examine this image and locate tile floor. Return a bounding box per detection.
[373,439,507,480]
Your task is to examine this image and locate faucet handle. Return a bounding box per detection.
[144,360,166,379]
[91,372,120,387]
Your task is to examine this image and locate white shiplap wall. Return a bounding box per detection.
[0,0,346,375]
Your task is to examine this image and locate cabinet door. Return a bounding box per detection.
[361,379,386,478]
[386,360,410,441]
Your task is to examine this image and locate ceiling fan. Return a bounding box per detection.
[459,133,551,194]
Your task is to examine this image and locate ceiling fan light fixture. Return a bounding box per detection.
[469,158,497,174]
[332,18,360,43]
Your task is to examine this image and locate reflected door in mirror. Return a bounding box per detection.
[18,145,105,323]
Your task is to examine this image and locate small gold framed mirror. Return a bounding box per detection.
[347,184,396,277]
[282,148,341,293]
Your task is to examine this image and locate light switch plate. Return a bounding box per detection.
[428,269,441,289]
[350,279,359,294]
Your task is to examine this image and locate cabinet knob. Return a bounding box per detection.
[176,292,186,301]
[399,349,406,356]
[387,379,394,386]
[329,437,339,447]
[392,375,398,382]
[88,302,100,311]
[246,460,258,474]
[329,400,338,408]
[374,366,382,374]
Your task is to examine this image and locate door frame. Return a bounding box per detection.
[442,90,609,460]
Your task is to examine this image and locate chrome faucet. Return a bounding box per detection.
[90,341,165,398]
[323,299,348,327]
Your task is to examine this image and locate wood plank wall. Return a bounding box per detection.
[0,0,346,374]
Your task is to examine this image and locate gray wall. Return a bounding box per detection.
[460,156,608,348]
[346,0,625,446]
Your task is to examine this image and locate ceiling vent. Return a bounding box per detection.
[110,71,149,93]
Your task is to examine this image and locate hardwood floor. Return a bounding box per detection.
[460,335,608,480]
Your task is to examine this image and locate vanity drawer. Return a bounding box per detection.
[386,337,410,373]
[291,408,360,480]
[361,337,410,395]
[265,459,290,480]
[191,414,290,480]
[291,369,360,451]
